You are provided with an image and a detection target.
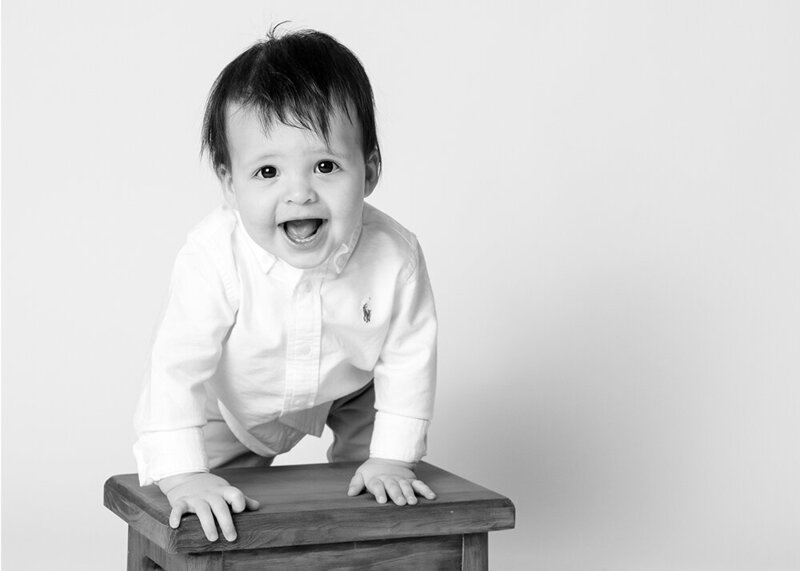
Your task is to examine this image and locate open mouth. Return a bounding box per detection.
[281,218,325,245]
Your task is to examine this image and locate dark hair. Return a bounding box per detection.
[201,28,381,176]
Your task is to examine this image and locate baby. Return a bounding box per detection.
[133,28,437,542]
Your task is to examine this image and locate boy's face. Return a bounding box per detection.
[221,103,379,269]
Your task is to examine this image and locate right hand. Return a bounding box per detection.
[158,472,260,542]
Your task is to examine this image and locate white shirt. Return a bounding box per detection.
[133,203,437,486]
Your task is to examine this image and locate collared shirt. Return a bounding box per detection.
[133,203,437,486]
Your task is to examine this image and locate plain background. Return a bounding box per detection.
[3,1,799,569]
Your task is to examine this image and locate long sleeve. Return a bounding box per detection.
[133,237,238,485]
[370,240,437,463]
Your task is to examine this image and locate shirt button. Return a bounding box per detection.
[298,344,312,356]
[300,282,312,294]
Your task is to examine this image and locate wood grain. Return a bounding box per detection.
[461,533,488,571]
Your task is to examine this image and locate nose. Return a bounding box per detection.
[284,177,317,205]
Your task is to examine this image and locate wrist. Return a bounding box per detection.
[367,457,416,470]
[156,471,208,494]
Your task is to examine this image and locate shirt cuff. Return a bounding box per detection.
[369,411,429,464]
[133,427,209,486]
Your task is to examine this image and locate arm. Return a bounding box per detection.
[134,236,256,540]
[348,240,438,505]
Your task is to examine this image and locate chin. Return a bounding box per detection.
[282,250,330,270]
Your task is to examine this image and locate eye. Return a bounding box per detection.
[255,166,277,179]
[315,160,339,174]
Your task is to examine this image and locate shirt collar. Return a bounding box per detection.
[234,210,362,276]
[330,220,362,275]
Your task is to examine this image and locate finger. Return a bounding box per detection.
[208,496,237,542]
[411,479,436,500]
[222,488,247,513]
[383,479,406,506]
[194,503,219,542]
[366,478,388,504]
[244,495,260,511]
[169,501,188,529]
[347,473,365,497]
[399,480,417,505]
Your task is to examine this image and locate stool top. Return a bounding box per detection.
[104,461,515,554]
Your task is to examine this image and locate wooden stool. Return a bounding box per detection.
[104,461,515,570]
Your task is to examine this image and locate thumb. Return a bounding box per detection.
[347,472,365,497]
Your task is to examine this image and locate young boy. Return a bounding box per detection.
[133,28,437,543]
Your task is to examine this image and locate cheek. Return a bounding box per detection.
[235,188,275,219]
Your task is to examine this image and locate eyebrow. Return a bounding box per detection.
[244,145,349,165]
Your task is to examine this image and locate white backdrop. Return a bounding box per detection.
[3,1,800,569]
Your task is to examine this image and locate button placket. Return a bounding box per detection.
[283,275,322,415]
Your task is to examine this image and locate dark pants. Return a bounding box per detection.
[216,380,375,469]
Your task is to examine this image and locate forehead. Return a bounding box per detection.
[225,103,363,159]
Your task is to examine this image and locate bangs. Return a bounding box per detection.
[202,29,380,174]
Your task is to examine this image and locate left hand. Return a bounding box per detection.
[347,458,437,506]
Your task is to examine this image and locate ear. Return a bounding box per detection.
[363,150,380,198]
[218,165,237,209]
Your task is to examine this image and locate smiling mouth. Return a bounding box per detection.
[281,218,325,244]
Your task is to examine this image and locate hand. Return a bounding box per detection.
[158,472,260,542]
[347,458,436,506]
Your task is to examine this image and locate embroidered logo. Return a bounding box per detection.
[361,297,372,323]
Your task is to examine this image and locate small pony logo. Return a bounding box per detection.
[362,298,372,323]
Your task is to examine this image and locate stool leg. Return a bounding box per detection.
[462,533,488,571]
[127,528,164,570]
